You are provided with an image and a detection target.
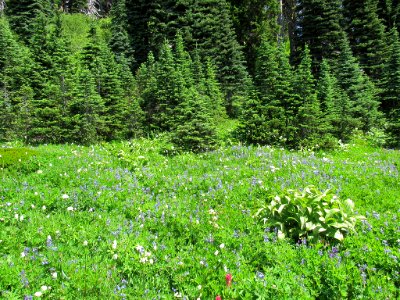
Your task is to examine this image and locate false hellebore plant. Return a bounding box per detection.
[254,186,365,244]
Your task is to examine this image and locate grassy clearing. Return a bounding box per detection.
[0,139,399,299]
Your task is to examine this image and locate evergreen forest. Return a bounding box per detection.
[1,0,400,149]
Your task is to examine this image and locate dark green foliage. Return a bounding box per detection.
[5,0,52,41]
[170,87,218,152]
[188,0,251,117]
[136,36,219,151]
[332,34,382,133]
[317,60,355,142]
[228,0,280,76]
[343,0,387,82]
[382,28,400,147]
[0,17,33,141]
[294,0,344,70]
[109,0,135,68]
[293,46,324,147]
[237,39,292,146]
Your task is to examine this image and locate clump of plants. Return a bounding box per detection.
[254,186,365,244]
[0,147,39,173]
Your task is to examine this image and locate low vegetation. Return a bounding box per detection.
[0,137,398,299]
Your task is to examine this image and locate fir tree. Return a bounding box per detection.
[109,0,135,68]
[6,0,52,41]
[382,28,400,147]
[170,86,218,152]
[343,0,387,81]
[333,34,382,132]
[317,59,355,142]
[293,46,324,147]
[294,0,344,70]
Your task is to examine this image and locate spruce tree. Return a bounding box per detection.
[293,46,324,147]
[343,0,387,82]
[382,28,400,147]
[227,0,280,76]
[237,39,293,146]
[332,34,382,132]
[109,0,135,68]
[294,0,344,69]
[188,0,251,116]
[6,0,52,41]
[170,86,218,152]
[317,59,355,142]
[69,67,105,144]
[0,17,33,141]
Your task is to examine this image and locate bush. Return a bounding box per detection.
[0,147,39,173]
[254,186,365,244]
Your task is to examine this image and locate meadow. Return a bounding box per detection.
[0,136,399,299]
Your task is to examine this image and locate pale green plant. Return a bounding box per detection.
[254,186,365,244]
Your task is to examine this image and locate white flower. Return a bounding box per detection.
[51,272,57,279]
[34,291,42,297]
[197,285,202,290]
[14,214,18,220]
[149,258,154,264]
[83,240,88,246]
[21,251,26,258]
[42,205,46,210]
[112,240,117,250]
[31,204,35,209]
[67,206,74,211]
[37,170,43,174]
[219,243,225,249]
[214,250,219,256]
[112,254,118,260]
[41,286,48,291]
[61,194,69,199]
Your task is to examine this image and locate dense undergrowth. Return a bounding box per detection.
[0,138,399,299]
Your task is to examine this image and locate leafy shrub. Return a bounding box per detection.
[254,186,365,244]
[0,147,39,173]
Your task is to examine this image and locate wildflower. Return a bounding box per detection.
[61,194,69,199]
[40,286,48,291]
[214,250,219,256]
[37,170,43,174]
[197,285,202,290]
[67,206,74,211]
[34,291,42,297]
[51,272,57,279]
[216,296,222,300]
[226,273,232,287]
[113,254,118,260]
[83,240,88,246]
[112,240,117,249]
[219,243,225,249]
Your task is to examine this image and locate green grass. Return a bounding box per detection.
[0,139,398,299]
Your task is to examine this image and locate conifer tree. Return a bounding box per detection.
[332,34,382,132]
[227,0,280,76]
[69,67,105,144]
[6,0,52,41]
[317,59,356,142]
[237,39,293,146]
[188,0,251,116]
[382,28,400,147]
[109,0,135,68]
[170,86,218,152]
[343,0,387,82]
[0,17,33,140]
[294,0,344,69]
[293,46,324,147]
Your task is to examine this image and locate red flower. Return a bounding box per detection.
[216,295,222,300]
[225,273,232,287]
